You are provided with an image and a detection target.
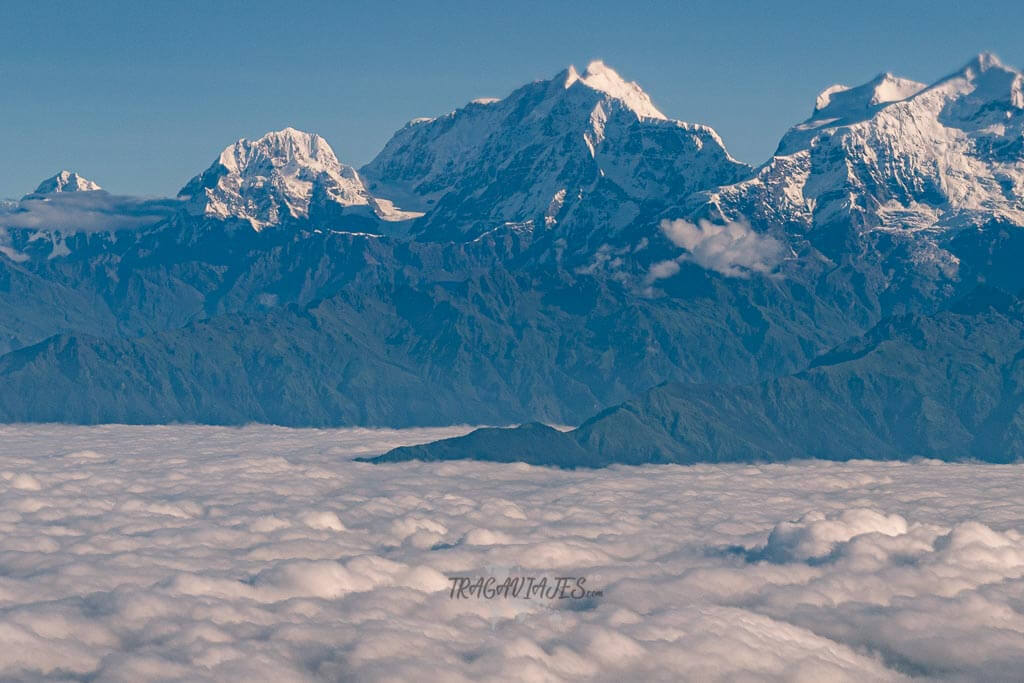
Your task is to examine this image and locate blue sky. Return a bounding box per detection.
[2,0,1022,197]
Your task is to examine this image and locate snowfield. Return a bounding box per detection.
[1,425,1023,681]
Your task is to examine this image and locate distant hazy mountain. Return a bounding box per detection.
[0,55,1022,443]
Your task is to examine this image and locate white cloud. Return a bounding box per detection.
[0,192,180,232]
[660,217,784,277]
[645,259,680,283]
[0,424,1022,680]
[761,508,909,562]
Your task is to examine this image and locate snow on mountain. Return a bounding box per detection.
[0,171,175,260]
[361,61,749,240]
[696,53,1024,245]
[777,73,928,155]
[563,59,666,120]
[12,54,1022,270]
[178,128,422,230]
[31,171,102,195]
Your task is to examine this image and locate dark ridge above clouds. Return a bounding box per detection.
[369,287,1024,467]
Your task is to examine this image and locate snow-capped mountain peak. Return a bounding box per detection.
[695,52,1024,262]
[32,171,102,195]
[179,128,421,230]
[777,73,927,155]
[361,62,747,240]
[213,127,340,178]
[961,51,1009,77]
[564,60,666,120]
[934,52,1023,125]
[812,73,927,116]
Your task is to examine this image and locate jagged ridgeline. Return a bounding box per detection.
[1,56,1024,465]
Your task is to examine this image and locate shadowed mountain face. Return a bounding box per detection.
[0,226,860,426]
[1,57,1024,438]
[371,288,1024,465]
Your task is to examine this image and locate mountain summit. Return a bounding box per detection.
[361,61,749,242]
[563,60,667,120]
[178,127,421,230]
[32,171,102,195]
[694,52,1024,267]
[779,73,928,154]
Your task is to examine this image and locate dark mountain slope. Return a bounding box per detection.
[371,289,1024,464]
[0,232,860,426]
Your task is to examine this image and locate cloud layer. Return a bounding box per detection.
[0,424,1022,680]
[0,192,180,232]
[659,218,784,277]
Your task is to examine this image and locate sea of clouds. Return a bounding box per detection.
[1,424,1023,681]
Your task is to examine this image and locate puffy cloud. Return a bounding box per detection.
[660,217,784,277]
[0,425,1022,680]
[0,191,181,232]
[645,259,680,283]
[761,508,909,562]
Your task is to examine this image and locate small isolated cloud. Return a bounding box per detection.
[660,217,783,278]
[645,259,680,283]
[0,192,181,233]
[576,243,626,275]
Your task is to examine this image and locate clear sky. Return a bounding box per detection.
[2,0,1023,198]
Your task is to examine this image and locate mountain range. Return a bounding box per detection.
[2,54,1023,463]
